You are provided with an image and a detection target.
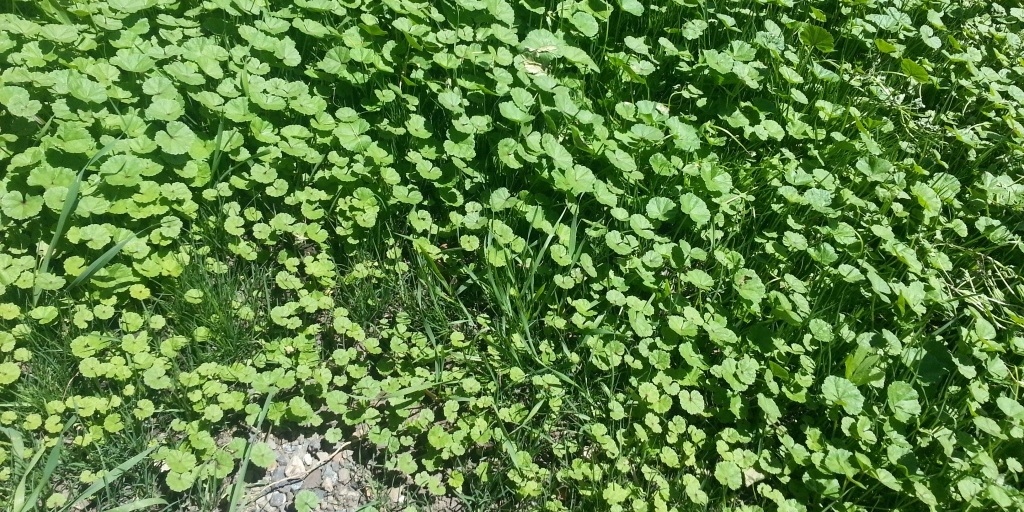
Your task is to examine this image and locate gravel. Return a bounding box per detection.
[238,431,428,512]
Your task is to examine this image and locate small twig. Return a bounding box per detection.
[244,441,352,504]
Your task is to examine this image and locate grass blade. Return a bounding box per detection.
[1,426,36,512]
[64,444,158,511]
[22,439,64,512]
[65,234,137,291]
[3,416,75,512]
[33,138,120,307]
[104,497,169,512]
[225,389,277,512]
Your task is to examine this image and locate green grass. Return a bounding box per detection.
[2,0,1024,511]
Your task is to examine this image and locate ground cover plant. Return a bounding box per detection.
[1,0,1023,510]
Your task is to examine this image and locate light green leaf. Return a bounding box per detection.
[666,118,701,151]
[569,11,599,37]
[605,148,637,174]
[887,381,921,422]
[165,470,195,492]
[248,442,277,469]
[618,0,644,16]
[602,482,630,504]
[645,197,675,221]
[68,74,108,103]
[154,121,198,155]
[0,361,21,385]
[554,165,596,195]
[681,20,708,40]
[0,85,42,118]
[822,375,864,415]
[145,97,185,121]
[701,166,733,193]
[997,396,1024,421]
[1,191,44,220]
[714,460,742,490]
[295,490,320,512]
[846,346,884,386]
[679,193,710,226]
[542,133,573,170]
[499,101,533,123]
[734,269,765,306]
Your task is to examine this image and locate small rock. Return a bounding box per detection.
[389,486,404,504]
[303,453,314,466]
[268,491,287,508]
[285,454,307,479]
[335,488,363,508]
[316,451,330,462]
[331,449,352,464]
[303,467,324,489]
[322,466,337,492]
[337,467,352,484]
[255,495,270,509]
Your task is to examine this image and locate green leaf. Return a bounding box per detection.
[1,191,44,220]
[678,390,705,415]
[734,269,765,306]
[887,381,922,422]
[295,490,320,512]
[901,58,930,83]
[911,182,942,216]
[68,73,108,103]
[0,361,21,385]
[666,118,701,151]
[875,39,898,54]
[685,269,714,290]
[645,197,675,221]
[498,101,533,123]
[914,482,938,507]
[602,482,631,504]
[145,97,185,121]
[700,165,732,193]
[618,0,644,16]
[569,11,599,37]
[800,24,835,53]
[0,85,42,118]
[554,165,596,195]
[66,232,139,291]
[681,19,708,40]
[542,133,573,169]
[822,375,864,415]
[714,460,742,490]
[155,121,198,155]
[856,156,893,181]
[605,148,638,174]
[249,442,276,468]
[604,230,637,255]
[997,396,1024,421]
[165,470,195,492]
[846,346,884,386]
[679,193,711,226]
